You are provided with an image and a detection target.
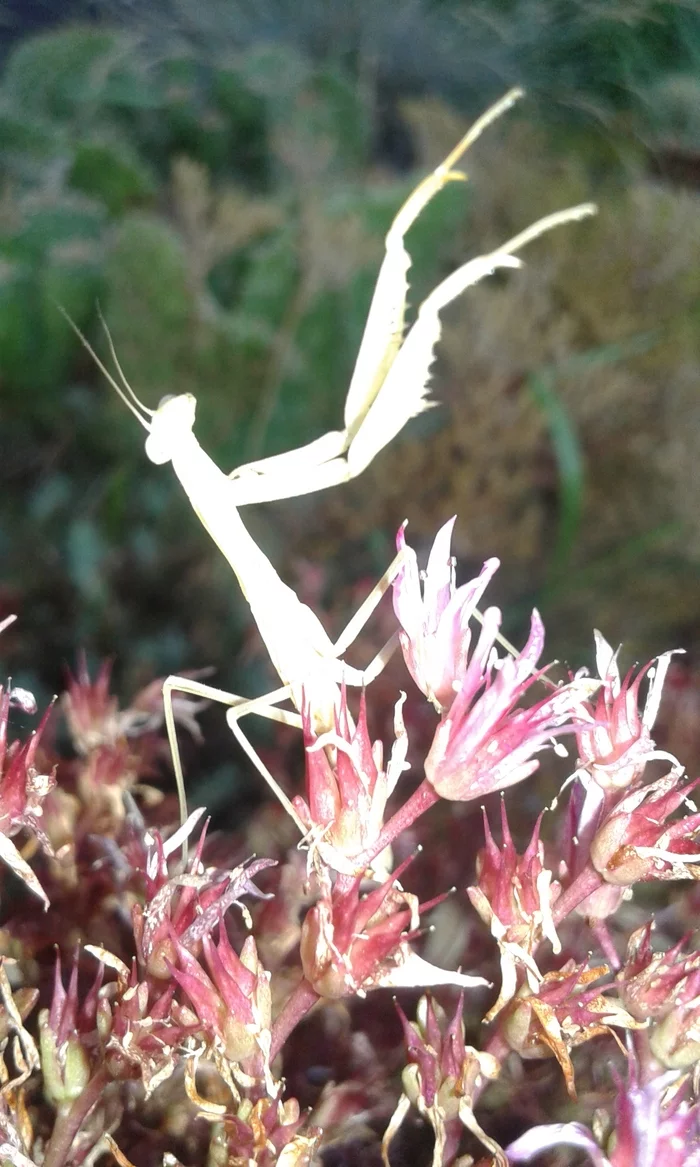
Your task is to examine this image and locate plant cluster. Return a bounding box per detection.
[1,513,700,1166]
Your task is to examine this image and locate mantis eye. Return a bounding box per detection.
[145,430,173,465]
[144,394,197,465]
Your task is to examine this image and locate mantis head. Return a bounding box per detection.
[145,395,197,465]
[59,306,197,466]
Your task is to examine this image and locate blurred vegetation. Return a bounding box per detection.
[1,1,700,805]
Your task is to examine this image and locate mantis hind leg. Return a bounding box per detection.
[161,676,306,845]
[224,696,306,834]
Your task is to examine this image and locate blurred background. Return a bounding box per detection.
[1,0,700,815]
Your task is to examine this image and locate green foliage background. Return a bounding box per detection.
[1,0,700,804]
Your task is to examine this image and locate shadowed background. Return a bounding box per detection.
[1,0,700,817]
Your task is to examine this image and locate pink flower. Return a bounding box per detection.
[39,952,103,1106]
[130,811,275,980]
[507,1055,700,1166]
[62,656,118,755]
[292,686,409,875]
[616,925,700,1071]
[299,858,487,999]
[0,685,56,907]
[86,816,275,1093]
[392,517,499,712]
[589,771,700,886]
[617,923,700,1023]
[384,994,504,1166]
[424,607,593,801]
[467,803,561,1019]
[576,631,680,791]
[62,654,206,754]
[88,954,191,1093]
[170,929,272,1074]
[215,1089,320,1167]
[499,960,642,1099]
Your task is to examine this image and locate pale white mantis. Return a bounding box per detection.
[63,88,596,837]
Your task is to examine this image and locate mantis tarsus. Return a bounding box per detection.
[63,88,596,837]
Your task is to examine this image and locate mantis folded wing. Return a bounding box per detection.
[63,88,596,839]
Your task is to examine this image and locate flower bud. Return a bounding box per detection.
[39,1008,91,1106]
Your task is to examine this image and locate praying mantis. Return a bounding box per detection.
[64,88,596,837]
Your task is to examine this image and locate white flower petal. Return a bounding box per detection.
[643,649,683,731]
[376,950,489,991]
[507,1122,611,1165]
[594,630,621,695]
[0,832,48,909]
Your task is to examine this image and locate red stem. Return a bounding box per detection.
[552,863,604,925]
[270,978,320,1061]
[353,778,440,870]
[43,1066,110,1167]
[591,918,621,970]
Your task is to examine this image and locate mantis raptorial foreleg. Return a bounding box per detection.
[225,88,526,504]
[225,91,594,508]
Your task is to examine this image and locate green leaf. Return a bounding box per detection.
[211,65,269,185]
[310,66,372,170]
[68,137,157,215]
[100,66,163,113]
[0,255,102,399]
[0,104,57,160]
[530,331,660,586]
[2,27,123,121]
[528,371,584,580]
[103,213,194,398]
[235,226,299,328]
[0,202,106,264]
[65,517,108,604]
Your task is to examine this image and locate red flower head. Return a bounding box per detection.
[0,684,56,907]
[170,928,272,1079]
[577,632,680,792]
[87,951,189,1095]
[293,686,409,876]
[614,925,700,1070]
[130,810,275,980]
[507,1054,700,1166]
[299,858,487,999]
[617,923,700,1023]
[87,815,275,1095]
[63,654,206,757]
[384,994,505,1167]
[39,951,103,1107]
[210,1088,320,1167]
[62,656,118,755]
[590,771,700,886]
[500,961,642,1099]
[467,802,561,1019]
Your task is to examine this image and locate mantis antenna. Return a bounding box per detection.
[57,305,153,429]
